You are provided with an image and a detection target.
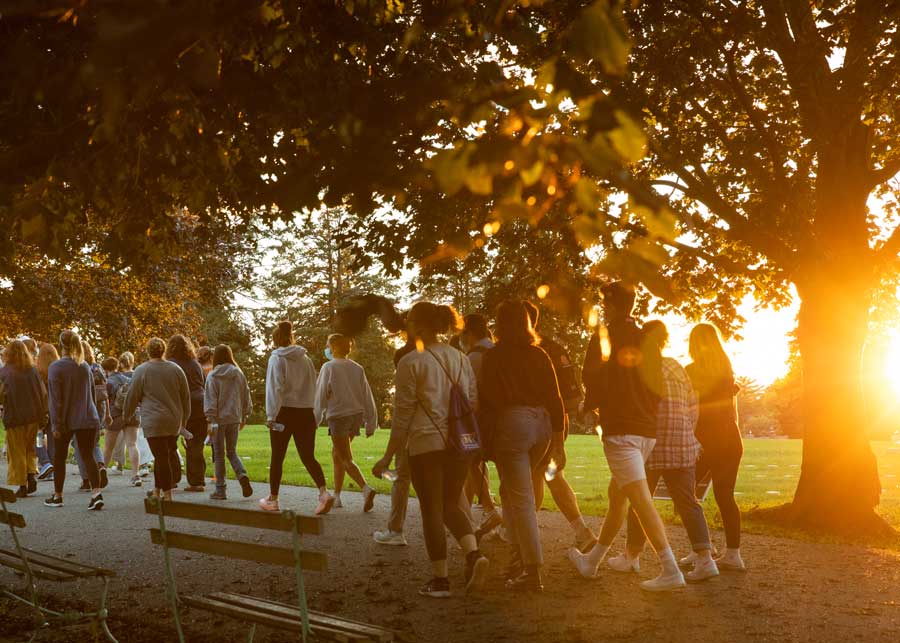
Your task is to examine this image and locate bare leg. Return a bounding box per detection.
[102,431,120,474]
[333,436,366,489]
[331,443,346,496]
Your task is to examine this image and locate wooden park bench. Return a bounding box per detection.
[0,487,117,642]
[144,497,411,642]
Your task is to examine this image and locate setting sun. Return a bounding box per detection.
[884,333,900,395]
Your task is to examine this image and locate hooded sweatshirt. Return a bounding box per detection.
[265,345,317,421]
[313,358,378,429]
[204,363,252,425]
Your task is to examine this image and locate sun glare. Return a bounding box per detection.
[884,334,900,395]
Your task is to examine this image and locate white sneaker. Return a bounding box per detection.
[686,558,719,582]
[567,548,599,579]
[640,570,686,592]
[716,550,746,572]
[606,553,640,573]
[373,530,407,546]
[679,551,698,568]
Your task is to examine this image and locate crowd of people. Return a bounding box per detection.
[0,281,744,598]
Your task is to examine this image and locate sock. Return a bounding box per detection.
[657,547,679,575]
[697,549,713,562]
[586,542,611,566]
[569,515,590,533]
[362,484,373,494]
[725,547,741,558]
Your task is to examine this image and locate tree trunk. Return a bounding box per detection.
[790,155,889,535]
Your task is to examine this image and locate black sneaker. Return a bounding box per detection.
[15,485,28,498]
[88,494,104,511]
[418,577,451,599]
[239,475,253,498]
[44,495,64,508]
[27,475,37,495]
[78,480,91,492]
[464,551,490,595]
[99,467,109,489]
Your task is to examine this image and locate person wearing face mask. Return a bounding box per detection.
[314,334,379,511]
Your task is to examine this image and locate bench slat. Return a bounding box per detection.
[0,551,78,582]
[0,509,26,529]
[16,548,115,578]
[149,529,326,571]
[209,592,396,641]
[181,595,365,642]
[0,488,17,504]
[144,498,322,535]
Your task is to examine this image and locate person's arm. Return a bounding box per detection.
[265,353,282,425]
[539,349,568,470]
[361,368,378,437]
[123,368,142,422]
[48,363,65,435]
[177,368,191,427]
[241,371,252,428]
[203,375,217,424]
[374,358,416,476]
[462,353,478,411]
[313,364,329,427]
[37,371,49,415]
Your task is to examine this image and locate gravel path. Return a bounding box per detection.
[1,462,900,642]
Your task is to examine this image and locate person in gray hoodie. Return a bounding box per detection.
[124,337,190,501]
[260,320,334,514]
[204,344,253,501]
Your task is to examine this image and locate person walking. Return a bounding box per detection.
[605,320,719,581]
[123,338,191,501]
[103,353,143,487]
[373,302,489,598]
[71,341,109,491]
[35,342,60,480]
[44,330,104,510]
[165,335,208,492]
[0,340,47,497]
[568,282,685,591]
[478,301,565,592]
[314,334,378,512]
[523,301,598,552]
[458,314,503,539]
[260,321,334,514]
[204,344,254,501]
[685,323,745,571]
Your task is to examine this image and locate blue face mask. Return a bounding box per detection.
[324,347,333,361]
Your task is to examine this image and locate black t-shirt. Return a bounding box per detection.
[582,318,659,438]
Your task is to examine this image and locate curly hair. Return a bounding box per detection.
[165,334,197,361]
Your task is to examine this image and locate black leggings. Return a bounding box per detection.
[695,449,742,548]
[53,429,99,494]
[409,449,473,563]
[269,407,326,494]
[147,435,180,492]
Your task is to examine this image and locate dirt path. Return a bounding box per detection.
[1,463,899,642]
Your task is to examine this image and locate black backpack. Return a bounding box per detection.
[540,337,583,414]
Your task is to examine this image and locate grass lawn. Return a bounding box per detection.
[3,425,900,535]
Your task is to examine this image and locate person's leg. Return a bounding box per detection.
[112,425,127,467]
[25,424,38,477]
[267,422,292,498]
[623,468,662,558]
[711,453,743,555]
[92,430,104,467]
[74,430,101,491]
[331,440,346,498]
[387,447,410,533]
[102,430,121,473]
[6,427,27,486]
[222,424,247,480]
[213,424,227,493]
[410,451,449,576]
[146,436,173,494]
[441,453,477,548]
[547,471,595,545]
[124,426,141,480]
[184,417,207,487]
[497,444,546,567]
[333,436,366,489]
[292,409,328,491]
[73,435,88,482]
[664,468,712,554]
[52,430,72,497]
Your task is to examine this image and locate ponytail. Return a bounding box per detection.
[407,302,462,337]
[273,320,295,348]
[59,330,85,365]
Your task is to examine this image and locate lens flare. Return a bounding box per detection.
[599,326,611,361]
[536,284,550,299]
[544,459,557,482]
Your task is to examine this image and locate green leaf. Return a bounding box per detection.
[608,111,647,163]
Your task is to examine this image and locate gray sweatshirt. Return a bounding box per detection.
[204,363,252,425]
[123,359,191,438]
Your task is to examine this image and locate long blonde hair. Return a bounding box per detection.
[37,342,60,381]
[59,330,85,364]
[688,323,733,380]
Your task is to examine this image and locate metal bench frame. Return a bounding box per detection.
[0,487,117,642]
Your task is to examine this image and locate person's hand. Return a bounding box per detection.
[551,434,567,472]
[371,456,390,479]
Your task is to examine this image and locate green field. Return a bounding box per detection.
[3,426,900,535]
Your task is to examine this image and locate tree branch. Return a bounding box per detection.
[876,224,900,264]
[868,158,900,190]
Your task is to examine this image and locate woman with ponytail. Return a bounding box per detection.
[260,320,334,515]
[44,330,104,510]
[373,302,489,598]
[686,323,745,571]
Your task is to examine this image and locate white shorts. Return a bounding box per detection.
[603,435,657,488]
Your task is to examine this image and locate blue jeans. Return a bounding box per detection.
[73,432,104,479]
[494,406,552,567]
[626,466,712,552]
[212,423,247,492]
[37,428,53,467]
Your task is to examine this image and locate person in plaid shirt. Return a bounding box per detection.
[605,320,720,583]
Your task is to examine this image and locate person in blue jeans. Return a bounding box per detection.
[204,344,253,501]
[478,300,566,593]
[604,320,719,582]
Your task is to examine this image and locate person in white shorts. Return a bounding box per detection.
[568,282,685,592]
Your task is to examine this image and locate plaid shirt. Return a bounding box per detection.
[648,358,701,470]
